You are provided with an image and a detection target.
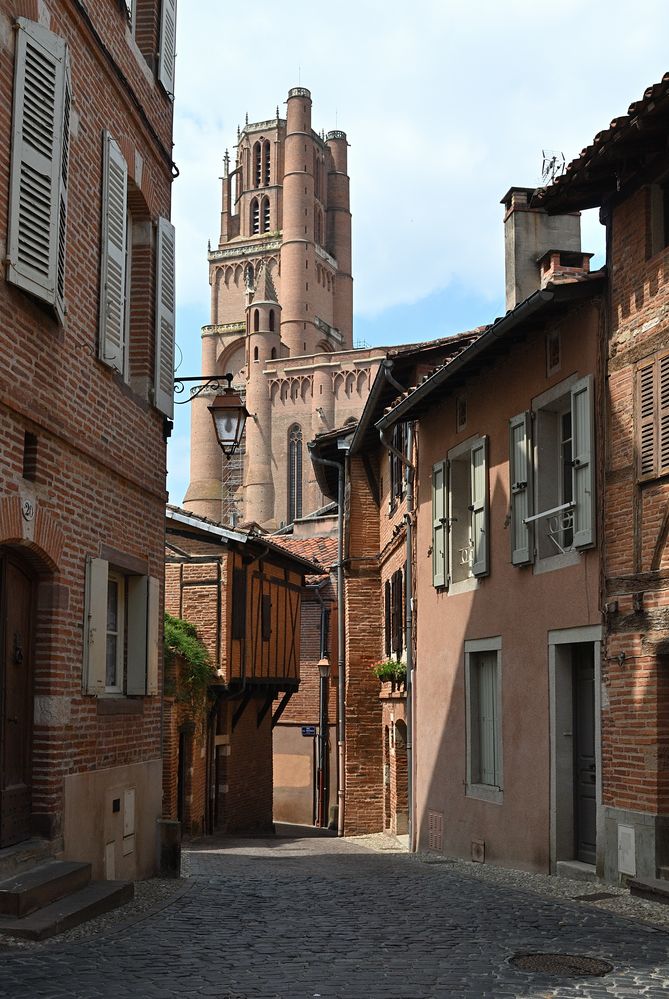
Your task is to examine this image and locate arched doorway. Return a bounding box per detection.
[0,551,36,847]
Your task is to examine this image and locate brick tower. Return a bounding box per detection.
[185,87,379,530]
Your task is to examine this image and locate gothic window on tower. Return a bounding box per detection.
[263,197,271,232]
[263,141,271,185]
[315,208,323,246]
[269,309,275,332]
[288,425,303,523]
[251,198,260,234]
[253,142,261,187]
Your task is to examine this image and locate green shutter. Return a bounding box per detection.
[571,376,595,549]
[432,460,447,587]
[509,412,533,565]
[470,436,489,576]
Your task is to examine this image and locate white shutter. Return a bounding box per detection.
[158,0,177,96]
[509,412,533,565]
[99,132,128,374]
[127,575,148,695]
[83,557,108,695]
[7,19,69,315]
[571,375,595,549]
[470,436,489,576]
[154,216,176,418]
[432,460,447,588]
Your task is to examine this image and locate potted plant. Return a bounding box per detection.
[372,659,407,692]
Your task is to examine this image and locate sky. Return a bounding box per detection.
[167,0,669,504]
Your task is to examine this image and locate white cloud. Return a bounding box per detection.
[172,0,669,321]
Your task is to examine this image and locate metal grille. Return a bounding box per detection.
[510,953,612,977]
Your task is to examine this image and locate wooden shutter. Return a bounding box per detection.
[659,354,669,477]
[262,594,272,641]
[384,580,391,657]
[127,574,148,695]
[7,19,69,318]
[477,653,498,786]
[158,0,177,95]
[638,358,656,478]
[232,567,247,640]
[432,460,447,587]
[154,217,176,417]
[571,375,595,549]
[470,437,489,576]
[99,132,128,374]
[83,557,108,694]
[509,412,533,565]
[146,576,160,695]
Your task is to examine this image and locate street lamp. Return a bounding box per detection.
[174,372,250,460]
[317,655,331,828]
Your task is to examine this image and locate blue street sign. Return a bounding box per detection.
[301,725,317,737]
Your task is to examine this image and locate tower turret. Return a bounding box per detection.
[326,130,353,349]
[244,265,281,526]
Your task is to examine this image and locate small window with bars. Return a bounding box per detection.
[637,351,669,480]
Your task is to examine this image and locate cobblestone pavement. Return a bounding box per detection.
[1,828,669,998]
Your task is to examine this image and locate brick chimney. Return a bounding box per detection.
[501,187,582,311]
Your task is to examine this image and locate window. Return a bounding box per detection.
[253,309,260,332]
[261,594,271,642]
[649,181,669,257]
[288,425,303,522]
[388,422,407,506]
[546,330,561,376]
[83,557,159,696]
[98,133,176,418]
[7,19,71,324]
[253,143,262,187]
[465,639,502,803]
[448,436,489,585]
[263,197,271,232]
[263,140,271,185]
[250,198,260,234]
[637,351,669,480]
[232,567,247,640]
[456,396,467,433]
[269,309,275,332]
[516,374,595,565]
[383,568,404,659]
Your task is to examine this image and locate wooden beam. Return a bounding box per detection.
[257,693,274,728]
[231,688,253,732]
[272,689,294,729]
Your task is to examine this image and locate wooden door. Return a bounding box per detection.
[573,644,596,866]
[0,555,34,847]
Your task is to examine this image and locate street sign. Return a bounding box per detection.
[301,725,316,737]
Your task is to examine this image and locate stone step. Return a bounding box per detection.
[0,838,62,883]
[629,876,669,905]
[0,861,91,918]
[0,880,133,941]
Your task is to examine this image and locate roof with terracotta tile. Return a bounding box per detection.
[269,535,338,571]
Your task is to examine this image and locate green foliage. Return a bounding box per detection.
[164,613,214,714]
[371,659,407,685]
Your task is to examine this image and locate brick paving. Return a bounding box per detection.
[1,828,669,997]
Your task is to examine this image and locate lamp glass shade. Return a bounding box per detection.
[208,393,248,458]
[317,657,331,679]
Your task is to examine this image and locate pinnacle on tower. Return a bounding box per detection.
[251,262,279,305]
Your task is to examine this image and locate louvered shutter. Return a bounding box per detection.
[658,354,669,477]
[571,375,595,549]
[154,217,176,418]
[432,460,447,587]
[7,19,69,318]
[638,358,656,479]
[127,575,148,695]
[509,412,534,565]
[384,580,391,657]
[470,437,489,576]
[83,557,108,694]
[158,0,177,96]
[99,132,128,374]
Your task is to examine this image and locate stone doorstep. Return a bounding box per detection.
[0,880,134,941]
[555,860,598,883]
[0,860,92,918]
[629,877,669,906]
[0,837,62,883]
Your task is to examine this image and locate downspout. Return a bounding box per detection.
[309,448,347,836]
[380,360,416,853]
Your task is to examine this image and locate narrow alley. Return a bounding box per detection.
[1,828,669,998]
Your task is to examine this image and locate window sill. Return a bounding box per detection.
[466,783,503,805]
[97,697,144,716]
[533,550,581,575]
[448,576,479,596]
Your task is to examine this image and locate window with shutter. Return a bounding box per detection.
[99,132,128,375]
[448,435,489,585]
[432,460,447,588]
[154,217,176,417]
[384,580,391,658]
[390,569,403,657]
[637,351,669,481]
[465,639,502,803]
[231,567,247,640]
[8,19,71,322]
[158,0,177,96]
[509,412,534,565]
[83,558,158,696]
[571,375,595,549]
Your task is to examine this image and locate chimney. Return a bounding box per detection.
[501,187,581,311]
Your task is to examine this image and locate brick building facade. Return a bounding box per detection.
[0,0,177,878]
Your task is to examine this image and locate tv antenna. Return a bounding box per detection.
[541,149,566,185]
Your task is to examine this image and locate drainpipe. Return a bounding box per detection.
[308,447,347,836]
[380,361,416,852]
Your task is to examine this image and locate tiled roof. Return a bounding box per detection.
[269,535,338,571]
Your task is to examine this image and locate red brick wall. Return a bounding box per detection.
[223,697,273,832]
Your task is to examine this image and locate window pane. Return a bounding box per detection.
[107,579,118,632]
[106,635,118,687]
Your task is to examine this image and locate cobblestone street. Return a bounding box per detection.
[2,828,669,998]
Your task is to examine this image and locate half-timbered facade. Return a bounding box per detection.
[164,507,318,834]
